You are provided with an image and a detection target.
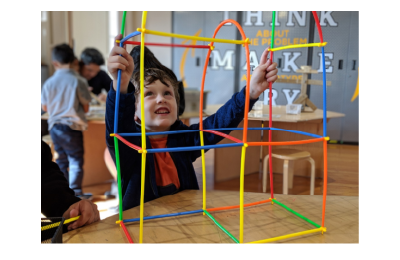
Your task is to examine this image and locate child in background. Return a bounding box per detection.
[41,43,92,196]
[105,35,277,210]
[80,48,112,102]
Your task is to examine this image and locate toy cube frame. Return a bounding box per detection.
[110,11,329,243]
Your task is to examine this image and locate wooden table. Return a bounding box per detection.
[203,105,345,182]
[63,190,358,243]
[41,106,201,187]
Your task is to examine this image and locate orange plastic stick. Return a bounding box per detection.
[321,140,328,227]
[248,137,325,146]
[207,199,271,212]
[202,130,243,143]
[198,19,249,142]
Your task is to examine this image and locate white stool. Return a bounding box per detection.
[263,148,315,195]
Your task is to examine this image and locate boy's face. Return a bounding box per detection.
[134,79,178,133]
[81,63,100,80]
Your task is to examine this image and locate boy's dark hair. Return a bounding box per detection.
[130,45,178,82]
[51,44,75,64]
[80,48,105,66]
[132,68,180,115]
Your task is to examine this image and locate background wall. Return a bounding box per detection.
[172,11,359,143]
[42,11,172,76]
[124,11,172,68]
[41,11,358,143]
[72,11,109,70]
[41,11,71,77]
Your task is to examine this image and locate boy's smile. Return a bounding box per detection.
[135,79,178,135]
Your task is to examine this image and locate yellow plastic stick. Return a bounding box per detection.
[137,28,246,45]
[247,227,324,243]
[200,131,206,215]
[41,216,80,231]
[269,42,327,52]
[138,11,148,244]
[139,153,146,243]
[239,146,247,243]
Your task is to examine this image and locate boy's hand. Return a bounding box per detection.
[62,199,100,231]
[107,34,134,94]
[249,48,278,100]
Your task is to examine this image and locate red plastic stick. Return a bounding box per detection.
[321,140,328,227]
[114,134,142,151]
[312,11,324,43]
[122,40,210,49]
[120,222,134,243]
[207,199,272,212]
[248,137,325,146]
[268,51,275,198]
[202,130,243,143]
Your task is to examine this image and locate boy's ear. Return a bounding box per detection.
[134,113,141,124]
[52,60,60,68]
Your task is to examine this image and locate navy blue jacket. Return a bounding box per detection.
[106,82,257,211]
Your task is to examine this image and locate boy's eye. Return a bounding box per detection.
[145,91,153,97]
[165,91,172,96]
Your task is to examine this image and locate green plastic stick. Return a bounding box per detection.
[204,210,239,243]
[271,11,276,49]
[120,11,127,37]
[272,199,321,228]
[114,137,123,220]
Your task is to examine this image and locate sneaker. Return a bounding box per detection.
[109,205,120,214]
[104,181,119,199]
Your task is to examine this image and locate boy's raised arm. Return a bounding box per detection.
[105,35,137,151]
[184,48,278,160]
[107,34,134,94]
[249,48,278,100]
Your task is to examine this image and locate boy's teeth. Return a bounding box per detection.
[156,109,169,114]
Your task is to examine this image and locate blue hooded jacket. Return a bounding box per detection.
[106,82,257,211]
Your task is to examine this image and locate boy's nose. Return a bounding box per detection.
[156,94,166,103]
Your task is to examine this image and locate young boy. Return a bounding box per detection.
[106,35,277,211]
[41,43,92,196]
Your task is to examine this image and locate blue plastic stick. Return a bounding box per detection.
[114,68,122,133]
[123,209,203,223]
[146,143,243,153]
[113,31,142,134]
[269,128,323,138]
[115,127,322,138]
[322,47,327,137]
[116,127,270,136]
[120,31,141,44]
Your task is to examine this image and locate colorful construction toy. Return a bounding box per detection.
[111,11,329,243]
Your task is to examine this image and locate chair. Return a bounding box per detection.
[263,148,315,195]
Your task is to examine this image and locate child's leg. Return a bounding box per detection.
[63,129,84,196]
[49,125,69,181]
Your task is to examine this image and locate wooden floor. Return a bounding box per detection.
[83,143,358,219]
